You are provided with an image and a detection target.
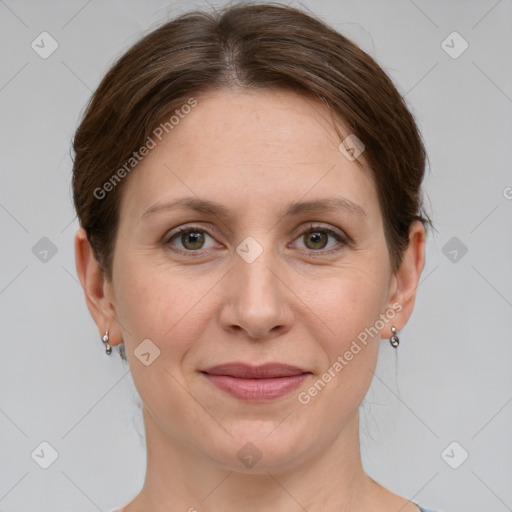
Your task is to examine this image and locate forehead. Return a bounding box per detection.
[119,88,380,223]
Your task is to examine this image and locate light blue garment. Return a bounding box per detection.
[110,506,441,512]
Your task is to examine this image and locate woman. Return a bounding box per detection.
[73,3,438,511]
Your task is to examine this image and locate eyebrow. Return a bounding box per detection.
[140,195,366,221]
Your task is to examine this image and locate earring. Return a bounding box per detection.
[389,326,400,348]
[102,330,112,355]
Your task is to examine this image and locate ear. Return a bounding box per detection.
[383,220,426,337]
[74,227,123,347]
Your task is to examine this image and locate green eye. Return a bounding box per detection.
[166,227,215,251]
[293,226,346,253]
[303,230,329,250]
[165,224,348,255]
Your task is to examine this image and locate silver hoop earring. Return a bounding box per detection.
[102,330,112,355]
[389,326,400,348]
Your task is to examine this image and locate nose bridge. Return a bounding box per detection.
[238,250,280,305]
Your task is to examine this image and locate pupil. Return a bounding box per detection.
[306,232,327,249]
[184,231,204,249]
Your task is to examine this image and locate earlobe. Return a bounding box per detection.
[74,227,122,347]
[385,221,426,337]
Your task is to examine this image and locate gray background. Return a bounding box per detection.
[1,0,511,511]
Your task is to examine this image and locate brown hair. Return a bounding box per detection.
[72,2,430,281]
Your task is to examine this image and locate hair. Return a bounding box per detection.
[72,2,430,283]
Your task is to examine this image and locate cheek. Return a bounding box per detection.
[299,267,390,347]
[296,272,387,413]
[114,258,220,354]
[113,261,216,423]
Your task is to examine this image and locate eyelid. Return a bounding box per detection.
[295,222,347,240]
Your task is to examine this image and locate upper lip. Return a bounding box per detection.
[201,363,311,379]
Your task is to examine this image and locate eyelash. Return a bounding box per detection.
[164,223,350,257]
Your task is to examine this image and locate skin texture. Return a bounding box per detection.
[75,88,425,512]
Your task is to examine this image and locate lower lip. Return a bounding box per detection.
[202,373,310,401]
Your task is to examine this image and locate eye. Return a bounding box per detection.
[165,226,218,252]
[291,224,347,253]
[164,223,349,255]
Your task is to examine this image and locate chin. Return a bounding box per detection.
[203,422,315,474]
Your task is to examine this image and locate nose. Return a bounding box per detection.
[218,248,294,341]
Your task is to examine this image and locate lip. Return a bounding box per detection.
[200,363,312,401]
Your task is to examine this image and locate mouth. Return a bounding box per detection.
[200,362,312,401]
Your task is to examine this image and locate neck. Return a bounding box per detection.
[125,407,382,512]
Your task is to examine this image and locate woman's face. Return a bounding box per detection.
[103,88,414,471]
